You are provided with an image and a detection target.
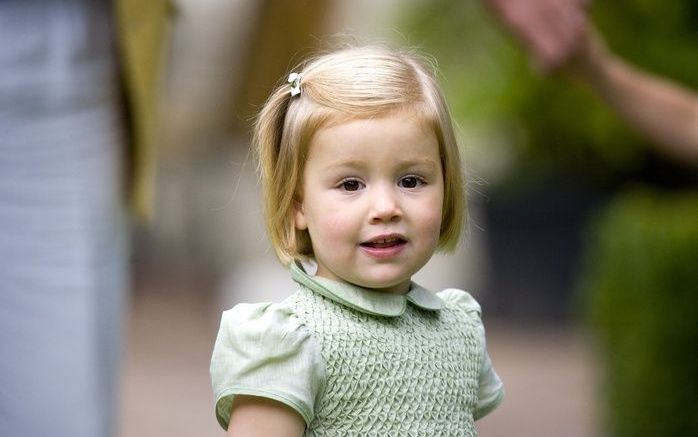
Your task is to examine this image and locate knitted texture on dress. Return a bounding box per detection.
[287,286,483,436]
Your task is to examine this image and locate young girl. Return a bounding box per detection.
[210,45,504,436]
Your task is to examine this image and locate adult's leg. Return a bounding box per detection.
[0,1,128,436]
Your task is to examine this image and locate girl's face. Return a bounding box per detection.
[294,111,444,294]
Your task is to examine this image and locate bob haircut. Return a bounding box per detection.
[253,45,466,266]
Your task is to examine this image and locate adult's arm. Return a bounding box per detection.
[485,0,698,164]
[568,30,698,164]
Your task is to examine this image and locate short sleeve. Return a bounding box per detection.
[474,345,504,420]
[209,302,325,430]
[438,289,504,420]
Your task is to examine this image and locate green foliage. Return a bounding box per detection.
[582,190,698,436]
[594,1,698,88]
[403,0,530,122]
[400,0,698,191]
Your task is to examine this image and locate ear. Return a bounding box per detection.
[293,199,308,230]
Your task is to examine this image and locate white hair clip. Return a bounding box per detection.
[288,72,302,97]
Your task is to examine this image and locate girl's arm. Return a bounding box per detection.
[568,29,698,164]
[226,395,306,437]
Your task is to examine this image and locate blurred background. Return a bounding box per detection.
[2,1,696,436]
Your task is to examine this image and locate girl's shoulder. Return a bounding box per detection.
[436,288,482,316]
[211,299,324,430]
[218,299,305,337]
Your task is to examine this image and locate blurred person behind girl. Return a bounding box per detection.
[0,1,169,436]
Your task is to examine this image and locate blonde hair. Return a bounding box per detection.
[254,45,466,265]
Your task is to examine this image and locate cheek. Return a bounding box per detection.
[421,193,445,239]
[422,211,443,241]
[308,208,355,243]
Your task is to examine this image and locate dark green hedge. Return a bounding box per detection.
[582,189,698,436]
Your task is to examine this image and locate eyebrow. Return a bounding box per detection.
[325,159,368,170]
[394,157,440,171]
[326,157,440,171]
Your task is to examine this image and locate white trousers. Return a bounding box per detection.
[0,2,128,436]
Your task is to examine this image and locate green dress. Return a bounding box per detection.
[210,262,504,436]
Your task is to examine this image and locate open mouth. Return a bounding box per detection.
[360,236,407,249]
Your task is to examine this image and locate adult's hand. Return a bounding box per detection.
[485,0,590,73]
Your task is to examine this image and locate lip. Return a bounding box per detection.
[359,233,407,259]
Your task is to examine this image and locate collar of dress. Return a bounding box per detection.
[290,261,444,317]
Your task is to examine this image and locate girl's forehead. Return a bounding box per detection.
[312,109,435,145]
[305,112,440,165]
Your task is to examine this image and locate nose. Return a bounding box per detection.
[368,184,402,224]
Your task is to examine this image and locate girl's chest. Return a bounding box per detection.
[294,297,482,435]
[295,295,483,408]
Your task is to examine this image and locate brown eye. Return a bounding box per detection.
[340,179,363,191]
[399,176,423,188]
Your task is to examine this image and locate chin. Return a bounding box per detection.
[353,274,411,293]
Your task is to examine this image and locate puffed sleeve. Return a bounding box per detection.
[209,302,325,430]
[438,289,505,420]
